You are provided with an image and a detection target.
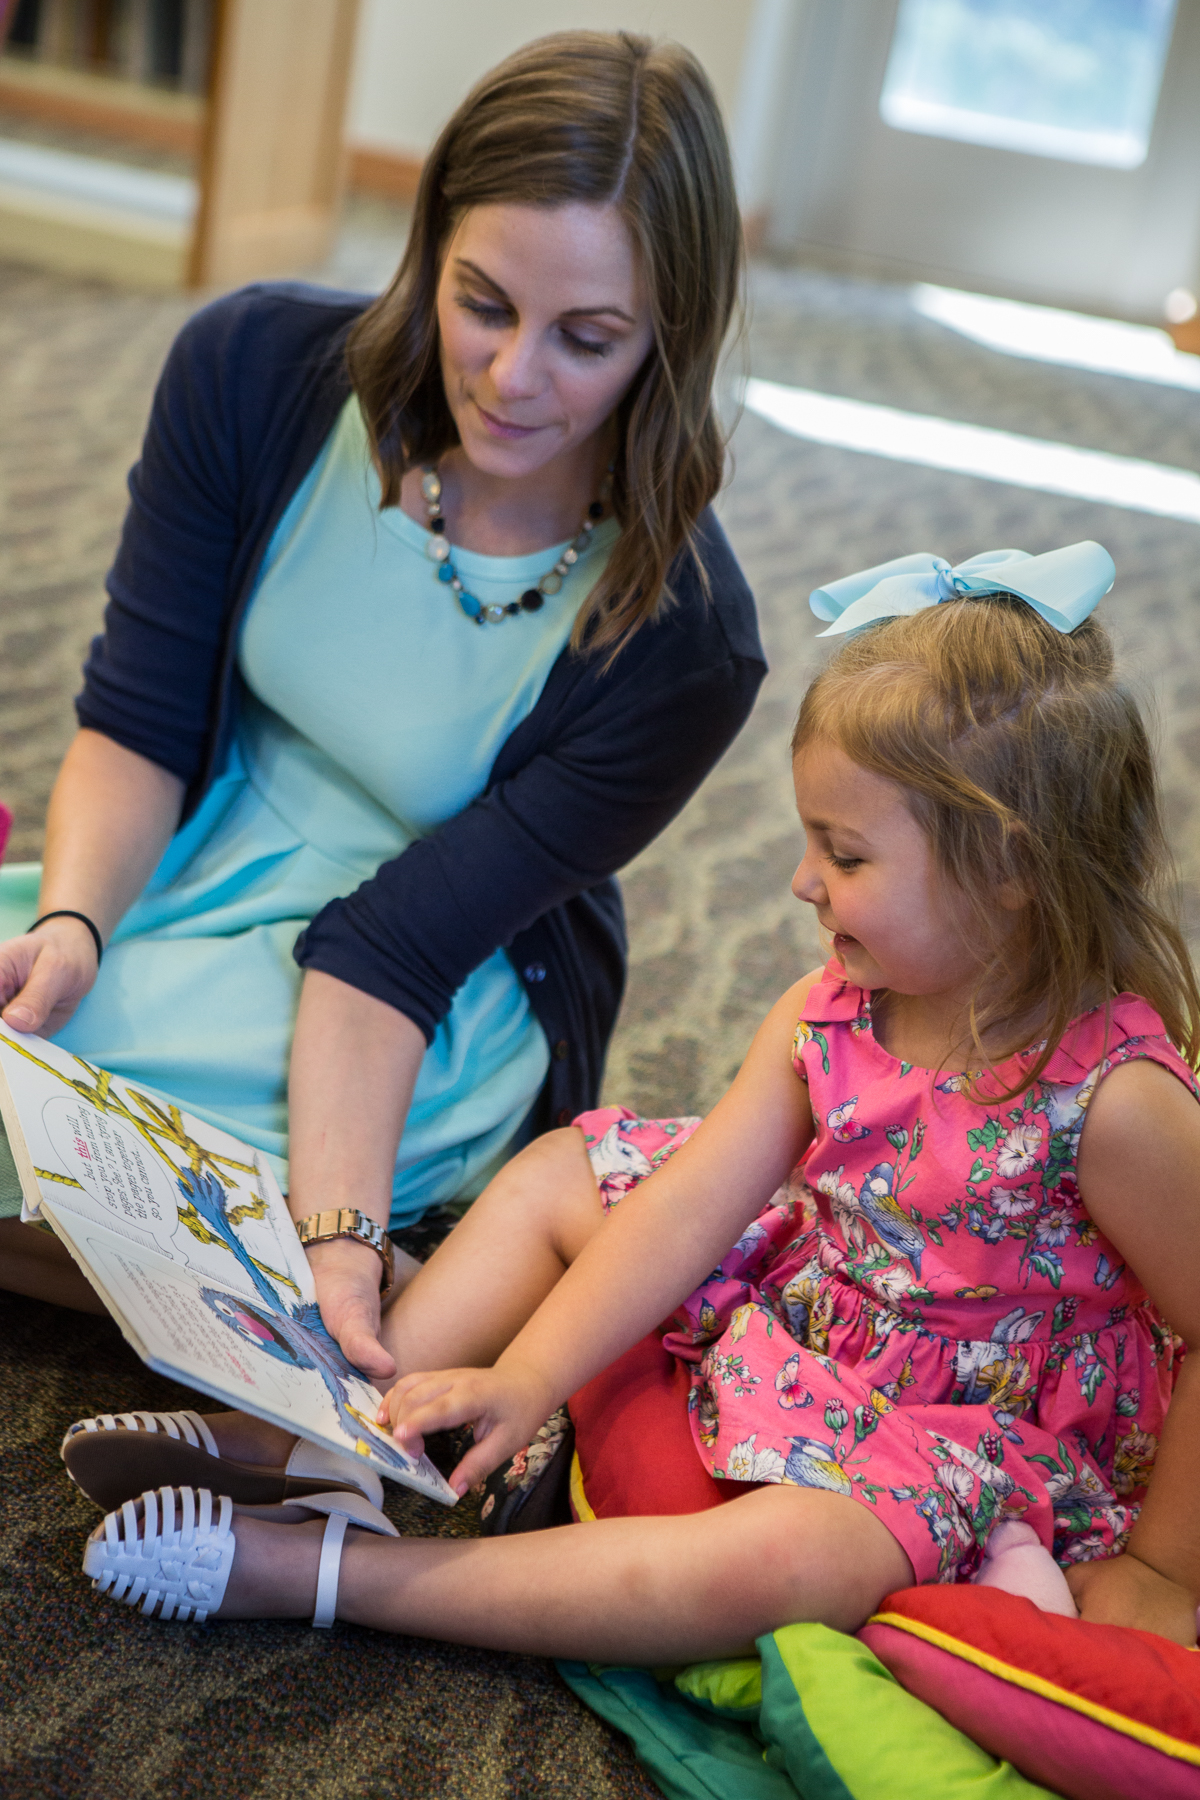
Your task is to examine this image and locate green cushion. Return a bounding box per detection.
[0,863,45,1218]
[674,1657,762,1718]
[558,1662,792,1800]
[0,862,41,942]
[760,1624,1058,1800]
[560,1624,1058,1800]
[0,1113,24,1219]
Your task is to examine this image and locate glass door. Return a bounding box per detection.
[759,0,1200,318]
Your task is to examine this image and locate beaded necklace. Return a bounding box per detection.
[421,464,612,626]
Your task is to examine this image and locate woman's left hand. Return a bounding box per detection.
[1066,1552,1198,1647]
[306,1236,398,1383]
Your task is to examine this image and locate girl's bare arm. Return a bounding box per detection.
[1073,1058,1200,1645]
[384,972,821,1490]
[0,729,184,1035]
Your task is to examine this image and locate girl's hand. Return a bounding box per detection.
[379,1360,555,1495]
[0,918,100,1036]
[1066,1553,1198,1647]
[305,1237,398,1384]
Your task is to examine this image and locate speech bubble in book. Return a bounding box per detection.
[36,1091,306,1307]
[42,1096,179,1247]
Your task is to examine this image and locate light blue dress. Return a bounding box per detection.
[3,398,617,1228]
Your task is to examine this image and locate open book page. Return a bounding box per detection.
[0,1023,457,1506]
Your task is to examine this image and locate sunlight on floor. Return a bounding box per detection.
[911,284,1200,392]
[741,378,1200,524]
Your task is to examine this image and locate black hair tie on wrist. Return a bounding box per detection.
[28,910,103,966]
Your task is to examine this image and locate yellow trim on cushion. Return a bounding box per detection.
[570,1450,597,1523]
[869,1611,1200,1766]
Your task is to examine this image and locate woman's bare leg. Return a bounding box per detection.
[0,1219,106,1314]
[215,1484,914,1661]
[379,1126,604,1375]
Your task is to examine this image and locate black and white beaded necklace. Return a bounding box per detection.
[421,464,612,627]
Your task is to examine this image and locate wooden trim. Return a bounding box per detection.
[188,0,360,290]
[0,55,419,204]
[742,208,768,257]
[347,145,422,202]
[0,54,203,154]
[184,0,224,285]
[1169,316,1200,356]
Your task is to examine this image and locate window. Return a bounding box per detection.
[879,0,1178,169]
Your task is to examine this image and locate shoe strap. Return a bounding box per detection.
[312,1512,349,1628]
[90,1410,219,1456]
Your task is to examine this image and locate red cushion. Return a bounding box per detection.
[570,1330,750,1518]
[861,1584,1200,1800]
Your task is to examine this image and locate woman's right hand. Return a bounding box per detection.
[0,916,101,1036]
[305,1235,399,1384]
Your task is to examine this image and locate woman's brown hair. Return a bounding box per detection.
[792,597,1200,1094]
[345,30,741,655]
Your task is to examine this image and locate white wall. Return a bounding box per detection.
[346,0,755,160]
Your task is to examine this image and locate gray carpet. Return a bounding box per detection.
[1,203,1199,1797]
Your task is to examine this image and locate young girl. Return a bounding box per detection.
[73,544,1200,1658]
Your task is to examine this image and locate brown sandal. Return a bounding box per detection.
[61,1409,384,1511]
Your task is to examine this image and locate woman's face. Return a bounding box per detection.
[435,201,655,481]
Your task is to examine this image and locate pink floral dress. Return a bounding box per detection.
[576,968,1199,1584]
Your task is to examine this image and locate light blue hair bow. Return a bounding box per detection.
[809,542,1115,639]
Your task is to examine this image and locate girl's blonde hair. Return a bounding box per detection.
[793,597,1200,1091]
[346,30,741,656]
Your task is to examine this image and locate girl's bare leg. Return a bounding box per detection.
[0,1219,106,1314]
[216,1484,914,1661]
[379,1125,604,1375]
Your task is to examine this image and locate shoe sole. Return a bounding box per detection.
[62,1431,365,1512]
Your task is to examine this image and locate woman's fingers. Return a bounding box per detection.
[0,939,38,1009]
[337,1313,397,1383]
[306,1235,398,1381]
[318,1282,397,1381]
[0,928,96,1034]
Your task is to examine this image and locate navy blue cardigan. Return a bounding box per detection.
[77,284,766,1132]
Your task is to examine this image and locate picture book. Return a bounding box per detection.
[0,1021,457,1506]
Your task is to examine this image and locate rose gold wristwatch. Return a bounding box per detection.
[294,1207,395,1293]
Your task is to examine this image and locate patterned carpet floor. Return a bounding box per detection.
[1,200,1198,1797]
[0,1292,654,1800]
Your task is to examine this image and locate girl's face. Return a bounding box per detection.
[435,201,655,481]
[791,740,984,1001]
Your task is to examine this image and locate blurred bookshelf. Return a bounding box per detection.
[5,0,212,94]
[0,0,360,289]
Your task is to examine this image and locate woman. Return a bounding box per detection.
[0,30,764,1383]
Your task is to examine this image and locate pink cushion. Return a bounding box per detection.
[861,1584,1200,1800]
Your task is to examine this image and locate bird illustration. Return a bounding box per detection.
[782,1436,853,1494]
[200,1288,423,1475]
[176,1166,296,1309]
[589,1122,653,1183]
[856,1162,925,1277]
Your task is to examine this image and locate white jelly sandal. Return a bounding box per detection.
[62,1408,384,1511]
[82,1484,398,1627]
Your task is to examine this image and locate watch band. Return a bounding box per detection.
[293,1208,395,1294]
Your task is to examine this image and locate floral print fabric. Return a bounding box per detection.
[577,971,1199,1584]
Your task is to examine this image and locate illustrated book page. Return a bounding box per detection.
[0,1022,456,1505]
